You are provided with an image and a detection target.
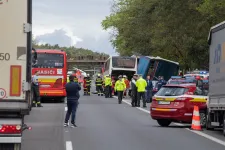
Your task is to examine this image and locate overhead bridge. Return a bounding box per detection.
[67,55,108,75]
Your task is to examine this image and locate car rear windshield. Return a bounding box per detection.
[169,80,185,84]
[156,87,188,96]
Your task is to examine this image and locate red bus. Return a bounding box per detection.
[32,49,67,101]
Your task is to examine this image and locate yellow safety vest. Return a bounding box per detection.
[115,80,126,91]
[105,77,111,86]
[136,77,147,92]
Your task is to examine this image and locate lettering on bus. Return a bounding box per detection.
[0,53,10,61]
[39,70,56,75]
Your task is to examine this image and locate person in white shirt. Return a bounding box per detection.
[32,71,43,107]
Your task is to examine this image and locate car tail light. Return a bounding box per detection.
[152,97,156,101]
[175,97,194,101]
[0,125,21,134]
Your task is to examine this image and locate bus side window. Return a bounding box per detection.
[105,59,110,71]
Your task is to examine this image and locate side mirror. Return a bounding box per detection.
[32,48,37,67]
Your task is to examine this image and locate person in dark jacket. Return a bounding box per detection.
[64,75,81,128]
[131,74,138,107]
[145,75,153,103]
[157,76,166,90]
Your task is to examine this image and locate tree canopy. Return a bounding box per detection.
[32,39,109,59]
[102,0,225,69]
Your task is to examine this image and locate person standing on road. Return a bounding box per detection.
[109,76,113,98]
[157,76,166,90]
[95,74,103,96]
[32,71,43,107]
[104,75,111,98]
[83,76,87,95]
[111,76,116,96]
[64,75,81,128]
[115,75,126,104]
[136,75,147,108]
[131,74,138,107]
[145,75,153,103]
[124,75,130,98]
[86,74,91,96]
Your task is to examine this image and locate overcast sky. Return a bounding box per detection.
[33,0,117,55]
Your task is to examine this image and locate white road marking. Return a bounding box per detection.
[113,96,225,147]
[187,129,225,146]
[65,107,68,111]
[122,100,150,114]
[66,141,73,150]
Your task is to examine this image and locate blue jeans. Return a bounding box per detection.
[65,101,79,124]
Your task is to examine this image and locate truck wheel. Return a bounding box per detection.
[0,143,21,150]
[157,119,171,127]
[14,144,21,150]
[223,114,225,137]
[206,111,214,130]
[200,111,206,128]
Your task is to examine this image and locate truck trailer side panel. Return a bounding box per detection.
[0,0,32,114]
[208,21,225,108]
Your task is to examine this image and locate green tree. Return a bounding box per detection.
[102,0,225,70]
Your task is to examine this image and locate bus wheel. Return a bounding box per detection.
[60,97,66,103]
[157,119,171,127]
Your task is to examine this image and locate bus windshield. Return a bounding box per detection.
[112,57,136,68]
[33,53,64,68]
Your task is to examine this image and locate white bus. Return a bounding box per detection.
[103,56,138,80]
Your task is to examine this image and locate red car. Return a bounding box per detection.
[150,84,208,127]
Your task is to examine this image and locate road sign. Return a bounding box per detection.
[0,88,6,99]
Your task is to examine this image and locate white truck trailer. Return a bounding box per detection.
[0,0,33,149]
[206,20,225,136]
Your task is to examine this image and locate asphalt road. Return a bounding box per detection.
[22,94,225,150]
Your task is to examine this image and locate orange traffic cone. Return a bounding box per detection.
[191,106,202,131]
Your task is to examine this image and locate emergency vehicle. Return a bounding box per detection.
[32,49,67,102]
[150,83,208,127]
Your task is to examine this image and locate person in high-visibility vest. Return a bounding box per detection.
[136,75,147,108]
[74,76,78,83]
[67,75,70,83]
[86,74,91,96]
[95,74,103,96]
[102,75,106,95]
[104,75,111,98]
[109,76,113,98]
[115,75,126,104]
